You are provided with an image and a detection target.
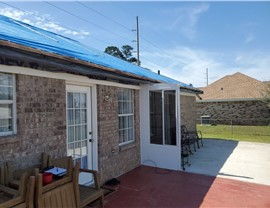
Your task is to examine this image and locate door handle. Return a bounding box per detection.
[89,139,94,142]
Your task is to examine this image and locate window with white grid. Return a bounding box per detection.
[0,73,16,136]
[118,89,134,145]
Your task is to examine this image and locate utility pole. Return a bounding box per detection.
[136,16,140,66]
[132,16,140,66]
[206,68,209,86]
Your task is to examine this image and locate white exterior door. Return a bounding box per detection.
[66,85,94,184]
[140,84,181,170]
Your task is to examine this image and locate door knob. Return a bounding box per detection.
[89,139,94,142]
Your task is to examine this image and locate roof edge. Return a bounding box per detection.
[0,40,161,84]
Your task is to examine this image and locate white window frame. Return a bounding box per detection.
[0,73,16,136]
[118,88,135,146]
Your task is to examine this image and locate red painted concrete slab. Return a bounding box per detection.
[104,166,270,208]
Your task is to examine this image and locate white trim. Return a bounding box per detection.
[91,85,98,171]
[66,85,98,172]
[140,83,181,171]
[0,65,141,89]
[180,91,196,97]
[118,88,135,145]
[12,74,17,135]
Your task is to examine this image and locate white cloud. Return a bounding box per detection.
[0,7,90,38]
[166,4,209,40]
[140,46,270,87]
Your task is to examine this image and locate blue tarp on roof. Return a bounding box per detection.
[0,15,196,90]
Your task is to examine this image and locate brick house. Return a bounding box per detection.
[197,72,269,126]
[0,15,201,184]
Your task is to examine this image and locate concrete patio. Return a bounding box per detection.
[186,139,270,186]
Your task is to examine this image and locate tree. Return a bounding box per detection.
[104,46,124,60]
[104,45,138,64]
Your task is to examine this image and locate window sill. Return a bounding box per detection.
[119,141,136,152]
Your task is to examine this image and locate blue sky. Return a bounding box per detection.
[0,1,269,87]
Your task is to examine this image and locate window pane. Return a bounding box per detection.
[68,109,74,125]
[128,115,134,128]
[0,118,12,132]
[73,93,80,108]
[74,142,81,158]
[0,104,13,133]
[75,109,81,124]
[150,91,163,145]
[164,91,176,145]
[119,129,124,143]
[80,93,86,108]
[0,74,14,135]
[81,109,87,124]
[81,140,87,155]
[0,86,13,100]
[0,104,12,119]
[0,73,13,86]
[68,126,74,142]
[75,125,81,141]
[67,93,73,108]
[118,89,134,144]
[81,125,87,140]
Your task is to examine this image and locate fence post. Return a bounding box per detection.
[231,119,233,135]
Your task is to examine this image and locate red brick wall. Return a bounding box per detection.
[0,74,66,168]
[97,85,140,184]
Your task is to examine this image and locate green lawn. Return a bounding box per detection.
[197,124,270,143]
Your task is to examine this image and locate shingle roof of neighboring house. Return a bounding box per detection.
[0,15,201,94]
[198,72,267,101]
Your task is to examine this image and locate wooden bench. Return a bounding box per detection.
[4,153,49,189]
[35,173,77,208]
[73,161,104,208]
[34,156,75,207]
[0,173,35,208]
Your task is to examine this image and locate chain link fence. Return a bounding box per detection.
[197,117,270,126]
[196,118,270,142]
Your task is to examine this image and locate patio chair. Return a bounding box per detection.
[73,161,104,208]
[181,142,190,171]
[181,125,197,154]
[188,131,203,149]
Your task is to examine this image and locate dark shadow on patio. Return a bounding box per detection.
[103,165,217,208]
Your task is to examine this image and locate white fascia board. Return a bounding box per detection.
[0,64,141,90]
[180,92,196,97]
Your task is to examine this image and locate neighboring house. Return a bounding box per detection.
[0,15,202,183]
[197,72,269,126]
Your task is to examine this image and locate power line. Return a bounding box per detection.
[0,1,112,45]
[76,1,132,32]
[43,1,132,43]
[73,1,161,63]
